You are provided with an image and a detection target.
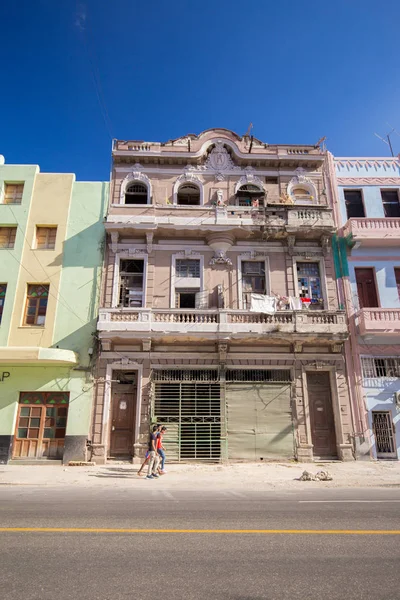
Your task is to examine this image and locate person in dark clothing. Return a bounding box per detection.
[146,424,161,479]
[137,424,160,477]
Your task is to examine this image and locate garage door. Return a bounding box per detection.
[226,372,293,460]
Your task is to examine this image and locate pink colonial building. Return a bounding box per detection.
[91,129,353,464]
[329,154,400,460]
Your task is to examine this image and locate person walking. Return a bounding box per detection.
[157,426,167,474]
[146,424,160,480]
[138,424,160,477]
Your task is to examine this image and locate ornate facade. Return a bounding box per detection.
[91,129,354,464]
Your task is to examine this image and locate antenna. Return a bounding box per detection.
[374,128,395,157]
[244,122,253,137]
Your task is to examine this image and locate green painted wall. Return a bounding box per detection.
[0,165,38,345]
[0,366,92,437]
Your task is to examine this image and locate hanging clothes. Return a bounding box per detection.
[289,296,303,310]
[250,294,276,313]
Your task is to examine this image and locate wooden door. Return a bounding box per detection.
[355,268,379,308]
[110,392,135,456]
[307,372,337,458]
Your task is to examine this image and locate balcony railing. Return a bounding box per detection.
[358,308,400,336]
[344,218,400,246]
[99,308,347,337]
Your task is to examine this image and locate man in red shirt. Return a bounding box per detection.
[157,426,167,474]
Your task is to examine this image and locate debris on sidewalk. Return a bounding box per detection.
[299,469,333,481]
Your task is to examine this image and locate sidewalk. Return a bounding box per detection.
[0,460,399,490]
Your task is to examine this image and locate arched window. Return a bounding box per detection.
[236,184,265,207]
[177,183,200,206]
[291,186,312,201]
[125,182,148,205]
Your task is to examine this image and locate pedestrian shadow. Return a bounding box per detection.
[90,467,138,479]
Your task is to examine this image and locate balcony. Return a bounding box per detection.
[98,308,347,339]
[106,203,334,240]
[358,308,400,336]
[344,218,400,247]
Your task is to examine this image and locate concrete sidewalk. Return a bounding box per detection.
[0,460,399,490]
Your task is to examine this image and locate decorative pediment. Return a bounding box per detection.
[287,168,317,201]
[120,166,152,202]
[205,140,236,171]
[173,173,204,204]
[235,168,265,194]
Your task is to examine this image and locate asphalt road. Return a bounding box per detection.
[1,486,400,600]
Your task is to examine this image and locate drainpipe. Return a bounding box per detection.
[326,153,369,458]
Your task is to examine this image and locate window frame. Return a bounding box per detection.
[344,188,366,219]
[176,183,201,206]
[0,226,17,249]
[354,266,380,309]
[237,256,270,310]
[293,257,328,309]
[171,254,204,308]
[3,182,24,205]
[23,284,50,327]
[112,254,148,308]
[124,182,149,205]
[381,189,400,218]
[35,226,57,250]
[173,176,204,206]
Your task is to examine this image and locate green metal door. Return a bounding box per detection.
[226,383,294,460]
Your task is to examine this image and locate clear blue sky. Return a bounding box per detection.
[1,0,399,180]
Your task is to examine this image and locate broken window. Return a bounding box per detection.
[381,190,400,218]
[297,262,323,307]
[177,184,200,206]
[344,190,365,218]
[242,261,265,309]
[119,259,145,307]
[124,183,148,205]
[236,184,265,207]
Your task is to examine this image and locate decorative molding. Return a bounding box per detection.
[146,232,153,254]
[335,158,400,173]
[293,342,303,353]
[142,340,151,352]
[205,140,236,171]
[234,168,265,195]
[320,234,331,256]
[332,343,343,353]
[173,172,204,205]
[209,250,232,268]
[287,235,296,256]
[287,167,318,201]
[337,177,400,186]
[120,166,152,203]
[110,232,119,254]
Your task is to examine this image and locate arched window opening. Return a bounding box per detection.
[177,184,200,206]
[292,186,312,201]
[125,182,148,205]
[236,184,265,207]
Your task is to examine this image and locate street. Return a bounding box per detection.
[1,485,400,599]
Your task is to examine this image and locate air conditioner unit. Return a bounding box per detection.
[394,391,400,408]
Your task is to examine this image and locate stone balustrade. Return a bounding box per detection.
[358,308,400,336]
[99,308,347,337]
[344,218,400,246]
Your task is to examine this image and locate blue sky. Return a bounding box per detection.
[1,0,399,180]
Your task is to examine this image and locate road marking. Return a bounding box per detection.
[0,528,400,535]
[298,500,400,504]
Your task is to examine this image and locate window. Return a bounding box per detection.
[362,357,400,378]
[0,284,6,324]
[381,190,400,218]
[296,262,323,306]
[119,259,144,307]
[242,261,266,309]
[125,183,148,205]
[177,184,200,206]
[0,226,17,249]
[292,187,312,201]
[24,284,49,326]
[395,268,400,301]
[175,288,198,309]
[36,227,57,250]
[4,183,24,204]
[13,392,69,459]
[344,190,365,218]
[355,268,379,308]
[236,184,265,207]
[175,259,200,278]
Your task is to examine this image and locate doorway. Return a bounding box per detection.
[355,268,379,308]
[372,411,397,459]
[307,372,338,458]
[109,371,137,458]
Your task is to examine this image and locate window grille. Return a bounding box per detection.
[175,259,200,278]
[361,357,400,379]
[226,369,291,383]
[152,369,219,382]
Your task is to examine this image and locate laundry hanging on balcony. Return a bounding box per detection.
[250,294,276,313]
[289,296,303,310]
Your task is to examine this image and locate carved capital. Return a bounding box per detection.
[287,235,296,255]
[332,343,343,353]
[320,234,331,256]
[293,342,303,353]
[101,339,112,352]
[110,232,119,254]
[146,232,154,254]
[142,340,151,352]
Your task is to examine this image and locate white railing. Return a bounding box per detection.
[358,308,400,335]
